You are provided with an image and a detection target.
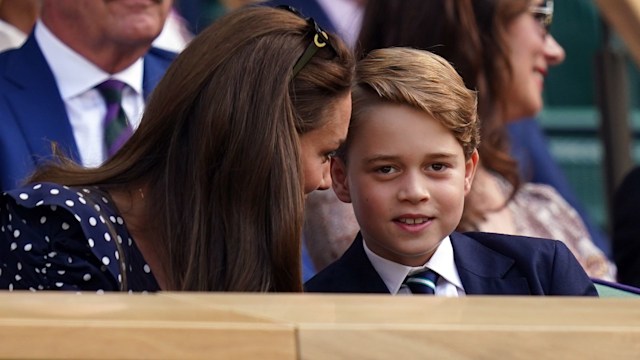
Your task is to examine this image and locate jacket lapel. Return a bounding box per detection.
[451,232,531,295]
[3,34,79,163]
[142,47,176,100]
[339,234,391,293]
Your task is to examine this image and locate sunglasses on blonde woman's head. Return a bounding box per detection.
[530,0,554,34]
[276,5,336,77]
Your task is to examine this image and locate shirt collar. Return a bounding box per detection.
[0,19,27,49]
[35,20,144,100]
[363,235,464,294]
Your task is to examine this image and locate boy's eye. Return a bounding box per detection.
[429,163,447,171]
[376,166,397,174]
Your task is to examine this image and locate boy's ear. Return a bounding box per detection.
[464,150,479,195]
[330,157,352,203]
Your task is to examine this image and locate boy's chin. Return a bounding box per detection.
[393,248,440,267]
[397,256,434,267]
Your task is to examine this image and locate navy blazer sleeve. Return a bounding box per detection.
[548,240,599,295]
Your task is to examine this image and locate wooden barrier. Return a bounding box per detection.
[0,292,639,359]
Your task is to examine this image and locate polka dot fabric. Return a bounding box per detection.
[0,183,159,292]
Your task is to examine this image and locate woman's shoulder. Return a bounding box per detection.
[5,182,107,209]
[3,182,123,224]
[517,182,568,202]
[0,182,130,291]
[509,182,616,280]
[513,182,584,221]
[1,181,129,251]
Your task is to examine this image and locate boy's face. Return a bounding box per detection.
[332,103,478,266]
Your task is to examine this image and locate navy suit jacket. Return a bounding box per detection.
[0,34,175,190]
[305,232,597,296]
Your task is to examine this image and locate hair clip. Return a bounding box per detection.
[277,5,335,77]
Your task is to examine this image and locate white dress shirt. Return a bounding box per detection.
[363,235,466,296]
[35,20,145,168]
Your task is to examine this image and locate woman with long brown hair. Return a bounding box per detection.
[0,5,354,292]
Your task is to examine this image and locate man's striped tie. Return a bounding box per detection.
[96,79,133,158]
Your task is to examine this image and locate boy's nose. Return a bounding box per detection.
[397,172,430,203]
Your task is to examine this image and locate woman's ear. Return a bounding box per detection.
[464,150,479,195]
[330,157,352,203]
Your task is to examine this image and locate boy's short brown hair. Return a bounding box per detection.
[341,47,480,160]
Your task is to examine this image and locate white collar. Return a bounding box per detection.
[363,235,464,294]
[0,19,28,50]
[35,20,144,100]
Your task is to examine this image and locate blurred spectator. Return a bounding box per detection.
[508,118,610,255]
[0,0,175,190]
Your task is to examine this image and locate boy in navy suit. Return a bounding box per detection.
[305,48,597,296]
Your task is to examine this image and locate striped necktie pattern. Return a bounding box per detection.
[404,269,439,295]
[95,79,133,158]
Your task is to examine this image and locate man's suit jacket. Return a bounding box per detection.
[305,232,597,295]
[0,34,176,190]
[613,166,640,288]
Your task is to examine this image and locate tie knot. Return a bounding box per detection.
[404,269,439,295]
[96,79,126,104]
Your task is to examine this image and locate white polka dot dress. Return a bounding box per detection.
[0,183,159,292]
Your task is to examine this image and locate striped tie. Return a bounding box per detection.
[404,269,439,295]
[96,79,133,158]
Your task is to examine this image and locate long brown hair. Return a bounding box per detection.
[357,0,529,230]
[29,6,354,292]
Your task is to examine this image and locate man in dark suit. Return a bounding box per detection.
[0,0,176,190]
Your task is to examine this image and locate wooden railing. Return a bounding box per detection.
[0,292,639,359]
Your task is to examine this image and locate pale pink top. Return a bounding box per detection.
[478,174,616,281]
